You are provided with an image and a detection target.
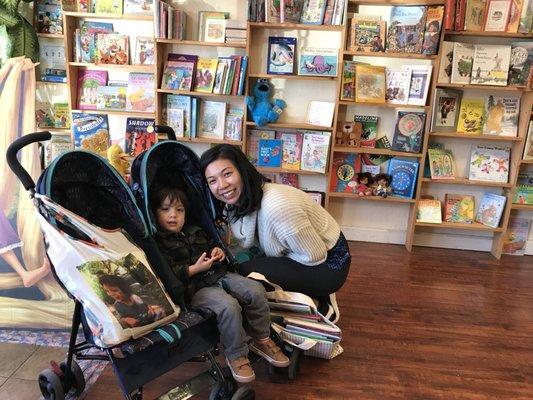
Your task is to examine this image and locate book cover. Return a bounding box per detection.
[391,111,426,153]
[502,217,531,255]
[361,163,380,175]
[386,6,428,53]
[71,113,110,154]
[167,108,185,138]
[304,191,325,206]
[126,73,155,112]
[475,192,506,227]
[204,18,226,42]
[53,103,70,129]
[77,70,108,110]
[257,139,283,167]
[523,120,533,159]
[484,0,512,31]
[464,0,487,31]
[405,65,433,106]
[298,47,338,76]
[470,44,512,86]
[194,58,219,93]
[513,172,533,204]
[124,0,153,15]
[124,117,156,156]
[468,145,510,182]
[36,4,63,34]
[354,115,378,148]
[96,85,127,110]
[355,64,386,104]
[329,152,361,193]
[224,111,243,141]
[36,101,55,128]
[387,158,419,198]
[266,0,282,23]
[428,148,456,179]
[300,0,327,24]
[508,41,533,86]
[247,129,276,165]
[268,37,296,74]
[351,18,386,52]
[340,61,356,101]
[301,131,331,173]
[306,101,335,127]
[197,11,228,41]
[421,5,444,55]
[438,41,454,83]
[166,94,191,137]
[482,95,520,136]
[161,59,196,91]
[385,68,411,105]
[133,37,155,65]
[43,134,72,167]
[79,21,114,63]
[451,42,475,84]
[444,194,475,223]
[94,0,122,14]
[96,33,129,65]
[278,173,300,187]
[278,131,304,170]
[507,0,524,32]
[198,100,227,139]
[431,88,462,132]
[457,98,485,134]
[416,199,442,223]
[457,0,468,31]
[518,0,533,32]
[39,39,66,79]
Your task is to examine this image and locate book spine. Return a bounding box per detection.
[444,0,456,29]
[237,56,248,95]
[455,0,467,30]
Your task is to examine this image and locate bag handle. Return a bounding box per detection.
[271,322,317,351]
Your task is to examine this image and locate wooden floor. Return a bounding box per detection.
[87,242,533,399]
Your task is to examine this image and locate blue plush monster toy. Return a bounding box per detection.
[246,79,286,126]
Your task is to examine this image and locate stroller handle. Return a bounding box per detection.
[7,131,52,191]
[155,125,177,141]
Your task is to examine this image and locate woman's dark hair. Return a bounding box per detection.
[149,186,189,216]
[200,144,267,221]
[98,274,132,298]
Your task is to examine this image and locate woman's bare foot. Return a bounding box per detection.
[20,257,51,287]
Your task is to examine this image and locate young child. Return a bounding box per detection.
[151,187,289,383]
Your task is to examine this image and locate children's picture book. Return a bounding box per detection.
[277,173,299,188]
[438,41,454,83]
[133,37,155,65]
[428,148,456,179]
[387,158,419,198]
[518,0,533,33]
[284,0,305,23]
[386,6,428,53]
[306,101,335,127]
[431,88,462,132]
[96,33,129,65]
[197,11,228,41]
[507,0,524,32]
[300,0,327,24]
[350,17,386,52]
[469,145,510,182]
[451,42,475,84]
[484,0,512,31]
[53,103,70,129]
[167,108,184,138]
[36,3,63,35]
[464,0,487,31]
[301,131,331,173]
[524,120,533,159]
[508,42,533,86]
[79,21,114,63]
[124,117,156,156]
[96,85,127,110]
[268,37,296,75]
[194,58,219,93]
[457,98,485,134]
[416,199,442,223]
[502,217,531,255]
[298,47,338,76]
[72,113,110,154]
[39,39,66,82]
[247,129,276,165]
[421,5,444,55]
[444,194,475,223]
[329,152,361,193]
[126,73,155,112]
[36,101,55,128]
[482,95,520,136]
[470,44,512,86]
[257,139,283,167]
[340,61,356,101]
[224,109,244,141]
[124,0,153,15]
[94,0,123,14]
[77,70,108,110]
[391,111,426,153]
[354,115,378,148]
[355,64,385,104]
[278,131,304,170]
[43,134,72,167]
[198,101,227,139]
[161,54,198,91]
[266,0,282,23]
[385,68,411,105]
[405,65,433,105]
[513,172,533,204]
[204,18,226,42]
[475,192,507,228]
[166,95,191,137]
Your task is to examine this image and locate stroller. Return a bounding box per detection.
[7,131,255,400]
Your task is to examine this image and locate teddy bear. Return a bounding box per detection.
[246,79,286,126]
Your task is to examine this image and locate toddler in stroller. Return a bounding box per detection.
[7,132,255,400]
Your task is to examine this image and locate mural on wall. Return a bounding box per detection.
[0,57,72,329]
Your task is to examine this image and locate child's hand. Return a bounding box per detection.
[193,252,214,273]
[211,247,226,262]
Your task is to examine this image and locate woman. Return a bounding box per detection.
[200,144,351,322]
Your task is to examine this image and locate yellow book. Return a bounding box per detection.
[94,0,122,15]
[355,64,386,104]
[194,58,219,93]
[457,98,485,134]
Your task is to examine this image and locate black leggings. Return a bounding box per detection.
[236,233,351,298]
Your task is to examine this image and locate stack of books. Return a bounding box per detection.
[225,19,247,46]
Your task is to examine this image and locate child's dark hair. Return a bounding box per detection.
[99,274,132,298]
[358,172,373,184]
[199,144,268,221]
[375,173,392,185]
[150,186,189,215]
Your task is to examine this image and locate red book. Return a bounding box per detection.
[444,0,456,29]
[230,55,242,95]
[454,0,467,30]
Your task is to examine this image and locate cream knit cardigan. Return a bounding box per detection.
[229,183,341,266]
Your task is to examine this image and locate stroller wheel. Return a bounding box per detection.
[38,368,65,400]
[59,359,86,395]
[230,386,255,400]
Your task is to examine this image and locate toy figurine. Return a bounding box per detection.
[107,144,130,179]
[246,78,286,126]
[357,172,373,196]
[373,173,393,198]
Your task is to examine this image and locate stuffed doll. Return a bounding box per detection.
[107,144,130,179]
[357,172,373,196]
[246,78,286,126]
[373,173,393,198]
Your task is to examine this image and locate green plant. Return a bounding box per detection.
[0,0,39,62]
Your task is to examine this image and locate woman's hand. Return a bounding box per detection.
[211,246,226,262]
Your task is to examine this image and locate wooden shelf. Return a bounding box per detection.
[415,221,505,232]
[511,203,533,210]
[156,89,244,99]
[249,22,343,31]
[36,80,67,85]
[436,83,529,91]
[343,50,437,59]
[421,177,513,188]
[521,159,533,164]
[37,33,64,39]
[64,12,153,20]
[328,192,416,203]
[429,132,522,142]
[155,39,246,48]
[338,100,429,109]
[257,167,325,175]
[68,62,154,71]
[349,0,446,4]
[245,121,333,131]
[71,109,155,117]
[36,127,71,132]
[163,136,243,145]
[248,73,337,81]
[333,146,423,158]
[444,30,533,38]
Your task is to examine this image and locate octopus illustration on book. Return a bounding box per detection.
[304,55,333,74]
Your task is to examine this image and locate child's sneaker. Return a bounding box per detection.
[250,338,290,367]
[226,356,255,383]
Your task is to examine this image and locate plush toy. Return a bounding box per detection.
[246,79,286,126]
[107,144,130,179]
[373,173,393,198]
[357,172,373,196]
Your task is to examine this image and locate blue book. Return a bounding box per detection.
[267,37,296,75]
[257,139,282,167]
[166,95,191,137]
[190,97,199,138]
[387,158,419,198]
[237,56,248,95]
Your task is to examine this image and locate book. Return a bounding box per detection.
[444,194,475,223]
[197,11,228,41]
[224,109,244,141]
[39,39,66,81]
[354,115,378,148]
[133,37,155,65]
[386,6,428,54]
[72,113,110,154]
[43,134,72,167]
[126,73,155,112]
[266,0,282,22]
[161,54,197,91]
[451,42,475,84]
[387,158,419,198]
[405,65,433,106]
[513,172,533,204]
[124,117,156,156]
[385,68,411,105]
[304,190,325,206]
[457,98,485,134]
[508,42,533,86]
[416,199,442,223]
[464,0,487,31]
[475,192,506,228]
[468,145,510,182]
[267,37,296,75]
[204,18,226,42]
[502,217,531,255]
[470,44,512,86]
[96,33,129,65]
[53,103,70,129]
[306,101,335,127]
[124,0,153,15]
[167,108,184,138]
[438,41,454,83]
[36,101,55,128]
[507,0,524,32]
[484,0,512,31]
[355,64,386,104]
[79,21,114,63]
[36,3,63,35]
[482,95,520,136]
[298,47,338,76]
[278,131,304,170]
[421,5,444,55]
[247,129,276,165]
[300,0,327,24]
[518,0,533,32]
[431,89,462,132]
[94,0,122,14]
[77,70,108,110]
[198,100,227,139]
[524,120,533,159]
[428,148,456,179]
[391,111,426,153]
[301,131,331,173]
[96,85,127,110]
[284,0,305,23]
[278,172,300,187]
[350,17,386,52]
[257,139,283,167]
[166,95,191,138]
[340,61,356,101]
[194,58,219,93]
